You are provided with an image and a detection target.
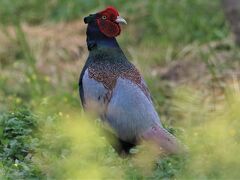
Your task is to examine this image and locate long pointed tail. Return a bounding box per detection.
[141,125,185,154]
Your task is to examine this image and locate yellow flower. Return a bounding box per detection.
[229,129,236,137]
[16,98,22,104]
[44,76,50,82]
[32,74,37,80]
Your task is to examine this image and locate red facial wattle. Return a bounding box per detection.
[97,19,121,37]
[97,6,121,38]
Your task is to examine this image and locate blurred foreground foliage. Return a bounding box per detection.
[1,86,240,179]
[172,86,240,179]
[0,107,184,179]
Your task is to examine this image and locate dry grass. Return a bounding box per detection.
[0,21,87,90]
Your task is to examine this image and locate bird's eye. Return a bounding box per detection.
[102,15,107,20]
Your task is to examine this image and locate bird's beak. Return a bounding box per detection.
[115,16,127,25]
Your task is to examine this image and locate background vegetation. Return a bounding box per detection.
[0,0,239,179]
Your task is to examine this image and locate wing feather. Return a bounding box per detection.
[106,78,161,142]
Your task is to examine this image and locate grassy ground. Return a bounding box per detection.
[0,0,240,179]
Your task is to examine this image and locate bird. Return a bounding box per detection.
[79,6,182,155]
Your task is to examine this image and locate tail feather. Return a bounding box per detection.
[141,125,184,154]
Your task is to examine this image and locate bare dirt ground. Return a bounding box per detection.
[0,21,239,94]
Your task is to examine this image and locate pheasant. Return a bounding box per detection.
[79,6,182,155]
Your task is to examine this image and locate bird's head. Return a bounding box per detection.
[84,6,127,38]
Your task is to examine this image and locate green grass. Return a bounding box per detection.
[0,109,43,179]
[0,0,228,44]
